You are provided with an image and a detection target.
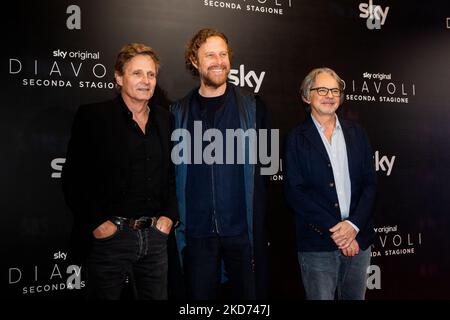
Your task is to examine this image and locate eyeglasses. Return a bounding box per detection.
[310,87,342,97]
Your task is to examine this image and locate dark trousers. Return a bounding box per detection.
[86,221,168,300]
[185,233,255,300]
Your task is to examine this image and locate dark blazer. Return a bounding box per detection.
[284,115,376,251]
[62,96,178,261]
[170,85,271,298]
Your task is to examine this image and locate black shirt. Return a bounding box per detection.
[112,101,163,218]
[197,91,227,128]
[185,87,247,237]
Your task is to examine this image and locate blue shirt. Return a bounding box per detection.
[311,114,358,231]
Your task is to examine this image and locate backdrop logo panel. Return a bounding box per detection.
[8,49,114,90]
[50,158,65,179]
[358,0,390,30]
[371,225,423,258]
[374,150,396,176]
[229,64,266,93]
[346,71,416,104]
[7,250,85,296]
[202,0,292,16]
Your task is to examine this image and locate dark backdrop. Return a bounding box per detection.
[2,0,449,299]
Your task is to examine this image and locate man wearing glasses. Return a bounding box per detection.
[284,67,376,300]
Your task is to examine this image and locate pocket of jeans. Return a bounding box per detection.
[150,224,169,238]
[93,226,121,241]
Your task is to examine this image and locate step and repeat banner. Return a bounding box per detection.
[2,0,449,299]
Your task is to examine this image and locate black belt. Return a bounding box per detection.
[111,216,156,230]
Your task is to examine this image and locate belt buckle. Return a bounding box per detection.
[131,219,141,230]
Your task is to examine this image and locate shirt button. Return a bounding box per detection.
[329,182,334,187]
[147,177,152,181]
[327,163,331,167]
[334,203,339,208]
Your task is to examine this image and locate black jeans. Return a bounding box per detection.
[185,233,255,300]
[86,218,168,300]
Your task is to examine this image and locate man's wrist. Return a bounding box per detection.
[345,220,360,233]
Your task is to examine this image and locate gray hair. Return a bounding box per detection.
[300,67,345,111]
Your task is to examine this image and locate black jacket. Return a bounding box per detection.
[62,96,178,261]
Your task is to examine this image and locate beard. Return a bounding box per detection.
[200,64,230,88]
